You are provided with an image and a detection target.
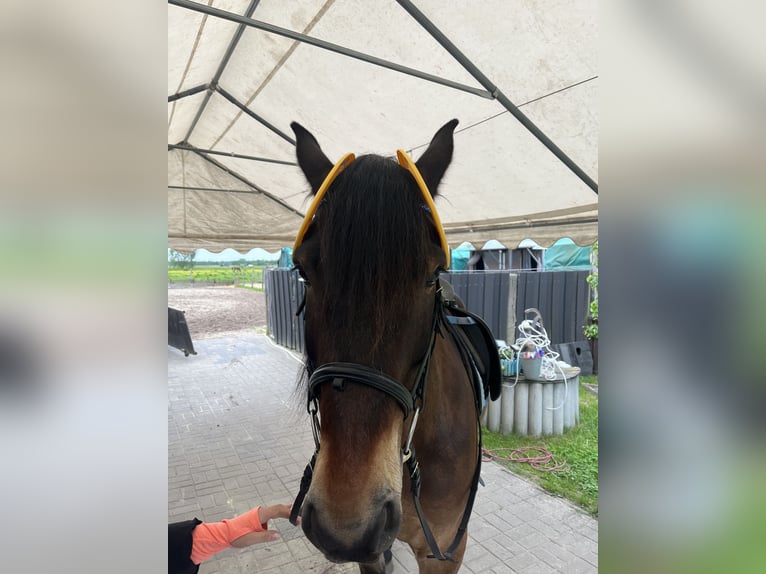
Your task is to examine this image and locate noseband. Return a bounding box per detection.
[308,363,415,417]
[290,286,478,563]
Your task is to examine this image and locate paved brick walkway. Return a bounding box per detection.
[169,335,597,573]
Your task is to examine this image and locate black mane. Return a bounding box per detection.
[314,154,437,350]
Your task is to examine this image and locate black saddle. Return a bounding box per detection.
[439,279,502,409]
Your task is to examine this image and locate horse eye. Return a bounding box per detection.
[426,268,442,287]
[293,266,311,286]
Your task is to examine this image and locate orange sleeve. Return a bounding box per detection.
[190,507,267,564]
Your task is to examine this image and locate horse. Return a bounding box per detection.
[289,119,499,573]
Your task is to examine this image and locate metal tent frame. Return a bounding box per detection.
[168,0,598,252]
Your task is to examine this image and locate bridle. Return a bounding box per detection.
[293,150,451,267]
[289,150,480,563]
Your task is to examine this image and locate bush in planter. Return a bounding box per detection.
[583,241,598,373]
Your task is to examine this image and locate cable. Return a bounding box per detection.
[515,75,598,109]
[409,76,599,153]
[482,446,567,472]
[510,310,570,410]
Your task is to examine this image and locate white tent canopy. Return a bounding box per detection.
[168,0,597,253]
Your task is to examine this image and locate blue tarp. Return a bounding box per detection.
[278,247,293,268]
[543,238,592,271]
[450,249,471,270]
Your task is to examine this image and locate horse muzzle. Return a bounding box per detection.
[301,489,402,563]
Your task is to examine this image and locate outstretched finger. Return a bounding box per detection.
[260,503,292,523]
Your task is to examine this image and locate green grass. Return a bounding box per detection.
[168,267,266,284]
[482,382,598,515]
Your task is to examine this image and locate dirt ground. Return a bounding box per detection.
[168,286,267,339]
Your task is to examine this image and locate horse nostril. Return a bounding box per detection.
[384,500,397,532]
[301,501,314,535]
[371,498,401,554]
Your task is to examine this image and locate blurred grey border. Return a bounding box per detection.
[0,2,167,573]
[1,1,765,572]
[600,1,765,572]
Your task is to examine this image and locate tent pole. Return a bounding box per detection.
[168,185,264,195]
[168,0,493,99]
[182,0,261,143]
[168,144,296,165]
[190,151,305,217]
[396,0,598,194]
[216,87,296,145]
[168,83,209,102]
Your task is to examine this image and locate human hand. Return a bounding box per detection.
[229,504,299,548]
[230,530,280,547]
[257,503,293,524]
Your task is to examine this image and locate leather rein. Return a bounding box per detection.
[289,283,483,562]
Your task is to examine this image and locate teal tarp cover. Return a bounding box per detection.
[450,249,471,271]
[544,239,592,270]
[278,247,293,268]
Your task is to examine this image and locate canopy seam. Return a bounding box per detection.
[168,1,213,132]
[210,0,337,149]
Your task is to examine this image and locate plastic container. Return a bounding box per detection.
[501,358,518,376]
[520,355,542,380]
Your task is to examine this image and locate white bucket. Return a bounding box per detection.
[520,355,542,380]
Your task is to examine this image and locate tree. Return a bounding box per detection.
[168,248,196,270]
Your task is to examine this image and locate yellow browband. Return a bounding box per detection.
[293,150,451,268]
[293,153,355,255]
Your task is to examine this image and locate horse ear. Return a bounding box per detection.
[415,119,459,196]
[291,122,334,195]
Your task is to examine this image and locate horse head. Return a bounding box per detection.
[291,119,458,564]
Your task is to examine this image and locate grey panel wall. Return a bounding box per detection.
[442,271,510,342]
[264,269,589,354]
[264,268,305,354]
[514,270,590,345]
